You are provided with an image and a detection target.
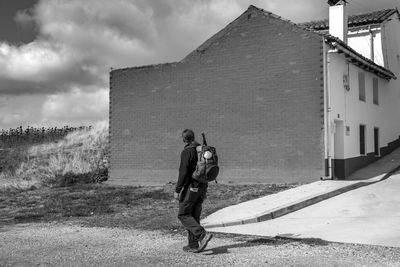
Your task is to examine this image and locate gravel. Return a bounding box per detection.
[1,222,400,266]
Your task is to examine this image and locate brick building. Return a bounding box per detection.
[109,3,400,185]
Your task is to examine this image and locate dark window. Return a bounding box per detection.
[373,77,379,105]
[374,127,380,156]
[359,72,365,102]
[360,125,366,155]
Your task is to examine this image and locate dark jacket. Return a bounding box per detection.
[175,141,199,194]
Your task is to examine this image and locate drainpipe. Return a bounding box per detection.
[321,0,348,181]
[321,41,334,180]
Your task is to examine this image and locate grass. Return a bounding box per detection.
[0,183,299,232]
[0,123,109,188]
[0,147,28,174]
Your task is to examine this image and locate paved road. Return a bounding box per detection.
[1,223,400,266]
[209,173,400,247]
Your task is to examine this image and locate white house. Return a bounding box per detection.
[303,1,400,178]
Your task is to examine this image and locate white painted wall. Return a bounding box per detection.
[382,13,400,138]
[328,52,395,159]
[344,64,391,158]
[348,30,384,67]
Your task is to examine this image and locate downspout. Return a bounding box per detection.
[321,41,334,180]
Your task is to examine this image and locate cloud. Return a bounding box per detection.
[0,94,45,128]
[0,41,101,94]
[41,88,109,123]
[0,0,251,97]
[3,0,398,96]
[1,0,156,96]
[0,88,108,128]
[14,8,36,28]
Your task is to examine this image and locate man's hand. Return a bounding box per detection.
[174,192,180,200]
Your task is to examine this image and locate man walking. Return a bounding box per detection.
[174,129,213,253]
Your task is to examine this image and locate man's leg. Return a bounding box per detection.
[187,196,204,248]
[193,194,212,253]
[178,190,205,243]
[193,196,203,223]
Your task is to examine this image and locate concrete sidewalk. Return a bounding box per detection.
[207,173,400,247]
[202,147,400,229]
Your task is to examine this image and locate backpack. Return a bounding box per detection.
[192,133,219,183]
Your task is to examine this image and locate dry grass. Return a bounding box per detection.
[0,122,109,188]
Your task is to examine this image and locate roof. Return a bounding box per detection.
[324,34,396,80]
[110,62,178,74]
[300,8,399,30]
[182,5,314,62]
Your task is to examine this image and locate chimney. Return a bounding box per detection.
[328,0,348,43]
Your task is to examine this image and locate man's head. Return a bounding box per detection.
[182,129,195,144]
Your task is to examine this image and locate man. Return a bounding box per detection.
[174,129,213,253]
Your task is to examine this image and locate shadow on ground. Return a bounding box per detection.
[203,236,330,255]
[347,148,400,180]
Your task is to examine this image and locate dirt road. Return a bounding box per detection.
[1,222,400,266]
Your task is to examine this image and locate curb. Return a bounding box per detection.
[379,164,400,182]
[205,164,400,229]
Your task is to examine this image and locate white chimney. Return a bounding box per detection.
[329,0,348,43]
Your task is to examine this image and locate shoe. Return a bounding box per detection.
[196,232,213,253]
[183,245,199,253]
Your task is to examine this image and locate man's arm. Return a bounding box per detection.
[176,149,190,194]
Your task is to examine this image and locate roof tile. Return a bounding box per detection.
[300,8,399,30]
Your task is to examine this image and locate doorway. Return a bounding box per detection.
[333,120,344,179]
[374,127,380,156]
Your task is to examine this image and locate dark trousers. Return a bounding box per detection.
[178,185,206,247]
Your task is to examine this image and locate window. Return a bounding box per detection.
[359,72,365,102]
[360,125,366,155]
[373,77,379,105]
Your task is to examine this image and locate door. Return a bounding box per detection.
[333,120,344,179]
[360,125,366,155]
[374,127,380,156]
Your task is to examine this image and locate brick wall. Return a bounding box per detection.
[109,6,325,185]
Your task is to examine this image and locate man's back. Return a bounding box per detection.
[175,141,199,195]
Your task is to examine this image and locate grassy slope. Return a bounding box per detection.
[0,123,109,189]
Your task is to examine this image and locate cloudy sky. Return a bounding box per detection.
[0,0,399,130]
